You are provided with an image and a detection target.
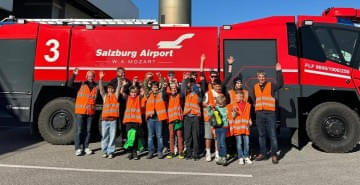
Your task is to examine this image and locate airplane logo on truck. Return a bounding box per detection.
[157,33,195,49]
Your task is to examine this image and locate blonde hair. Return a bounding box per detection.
[256,70,266,77]
[215,95,226,106]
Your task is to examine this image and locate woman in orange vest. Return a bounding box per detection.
[68,68,98,156]
[228,76,249,104]
[99,71,122,159]
[144,81,168,159]
[166,82,184,159]
[228,90,253,165]
[251,63,283,164]
[123,86,143,160]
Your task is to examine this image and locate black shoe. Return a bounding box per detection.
[185,154,192,160]
[128,153,133,160]
[146,152,153,159]
[193,155,199,161]
[133,152,140,160]
[272,155,279,164]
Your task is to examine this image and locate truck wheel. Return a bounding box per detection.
[38,97,76,145]
[306,102,360,153]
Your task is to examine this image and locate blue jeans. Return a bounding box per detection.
[147,117,163,154]
[235,135,249,158]
[74,115,93,150]
[101,120,117,155]
[215,128,227,157]
[256,111,278,156]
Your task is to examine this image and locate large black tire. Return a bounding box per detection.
[38,97,76,145]
[306,102,360,153]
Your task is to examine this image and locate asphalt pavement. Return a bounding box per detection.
[1,125,360,185]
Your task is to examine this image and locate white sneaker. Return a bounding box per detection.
[108,154,113,159]
[215,154,220,162]
[75,149,82,156]
[244,157,253,164]
[102,153,108,158]
[238,158,245,165]
[84,148,93,155]
[205,152,212,162]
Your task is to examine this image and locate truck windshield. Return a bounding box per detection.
[313,26,358,67]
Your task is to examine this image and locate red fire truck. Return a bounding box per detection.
[0,8,359,153]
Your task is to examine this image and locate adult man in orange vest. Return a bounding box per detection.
[68,68,98,156]
[252,63,283,164]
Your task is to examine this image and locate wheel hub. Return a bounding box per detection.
[50,110,71,134]
[322,116,346,139]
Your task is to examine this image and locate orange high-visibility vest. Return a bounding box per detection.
[203,84,215,122]
[254,82,275,111]
[123,96,142,124]
[229,89,249,104]
[145,93,168,121]
[184,92,201,116]
[227,102,251,136]
[168,94,183,123]
[101,94,120,119]
[75,84,98,115]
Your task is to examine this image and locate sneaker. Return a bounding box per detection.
[146,152,153,159]
[158,152,164,159]
[108,154,113,159]
[75,149,82,156]
[178,152,185,159]
[238,158,244,165]
[185,153,192,160]
[215,154,220,162]
[102,153,108,158]
[272,155,279,164]
[166,153,175,159]
[133,152,140,160]
[128,153,134,160]
[255,154,265,161]
[205,152,212,162]
[222,157,228,166]
[244,157,253,164]
[84,148,93,155]
[216,157,224,165]
[193,155,199,161]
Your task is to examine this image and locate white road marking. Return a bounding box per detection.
[0,164,253,178]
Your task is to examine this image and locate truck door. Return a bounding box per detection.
[350,31,360,96]
[299,24,357,90]
[0,23,38,123]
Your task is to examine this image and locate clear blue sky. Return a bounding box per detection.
[132,0,359,26]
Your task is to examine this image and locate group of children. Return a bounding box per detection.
[92,55,256,166]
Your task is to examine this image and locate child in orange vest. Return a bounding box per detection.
[123,86,144,160]
[166,82,184,159]
[99,71,122,159]
[228,90,253,165]
[181,74,202,161]
[144,81,168,159]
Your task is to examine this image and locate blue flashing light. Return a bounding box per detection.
[337,18,354,27]
[0,22,16,26]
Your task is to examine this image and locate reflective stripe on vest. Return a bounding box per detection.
[123,96,142,124]
[184,92,201,116]
[75,84,97,115]
[101,94,119,119]
[145,93,168,121]
[168,94,183,123]
[254,82,275,111]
